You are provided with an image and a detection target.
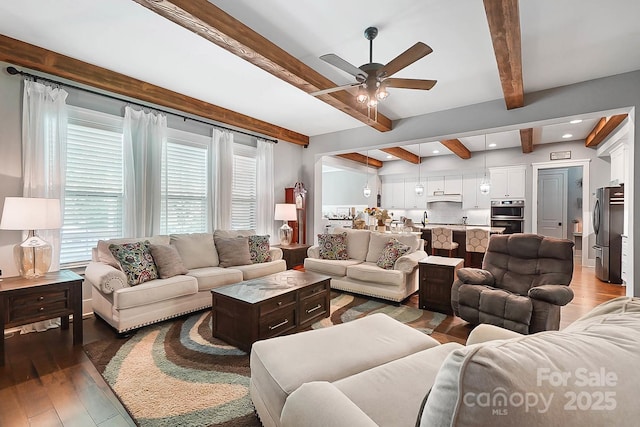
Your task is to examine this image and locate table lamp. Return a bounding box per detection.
[0,197,62,278]
[274,203,297,246]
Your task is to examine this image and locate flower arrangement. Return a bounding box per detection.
[364,207,391,226]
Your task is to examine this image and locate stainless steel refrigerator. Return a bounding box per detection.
[593,186,624,283]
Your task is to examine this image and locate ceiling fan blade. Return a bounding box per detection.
[320,54,367,80]
[384,78,437,90]
[377,42,433,78]
[310,82,363,97]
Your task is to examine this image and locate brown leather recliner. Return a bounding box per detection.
[451,233,575,334]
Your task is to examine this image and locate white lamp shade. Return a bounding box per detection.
[0,197,62,230]
[274,203,297,221]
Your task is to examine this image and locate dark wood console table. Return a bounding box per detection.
[0,270,83,365]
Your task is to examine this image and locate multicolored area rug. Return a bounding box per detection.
[84,292,446,427]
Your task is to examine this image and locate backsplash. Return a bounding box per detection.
[389,202,490,226]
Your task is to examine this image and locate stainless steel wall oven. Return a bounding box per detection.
[491,200,524,234]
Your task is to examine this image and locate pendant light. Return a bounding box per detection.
[479,134,491,195]
[415,144,424,196]
[363,151,372,198]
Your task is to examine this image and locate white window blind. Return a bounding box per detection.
[61,108,124,265]
[161,130,209,234]
[231,144,257,230]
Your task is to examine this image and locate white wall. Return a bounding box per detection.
[0,61,303,313]
[302,70,640,297]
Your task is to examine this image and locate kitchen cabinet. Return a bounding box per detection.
[462,173,491,209]
[621,235,628,283]
[404,179,426,209]
[427,175,462,195]
[610,144,627,185]
[381,180,405,209]
[490,166,526,199]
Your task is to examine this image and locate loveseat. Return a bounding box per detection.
[250,296,640,427]
[85,230,286,333]
[303,228,427,302]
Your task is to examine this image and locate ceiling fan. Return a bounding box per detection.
[311,26,437,107]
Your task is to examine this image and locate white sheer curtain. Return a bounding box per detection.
[21,80,68,332]
[212,128,234,230]
[256,139,275,239]
[122,106,166,237]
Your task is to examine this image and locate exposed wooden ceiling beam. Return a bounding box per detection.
[380,148,420,164]
[483,0,524,109]
[0,34,309,146]
[132,0,393,132]
[440,139,471,159]
[585,114,628,147]
[336,153,384,168]
[520,128,533,153]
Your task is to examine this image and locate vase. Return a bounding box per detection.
[377,225,386,232]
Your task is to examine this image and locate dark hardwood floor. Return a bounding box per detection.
[0,261,626,426]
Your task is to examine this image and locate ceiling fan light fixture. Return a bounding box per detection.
[375,86,389,101]
[356,87,368,104]
[367,97,378,108]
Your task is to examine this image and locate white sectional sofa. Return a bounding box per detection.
[85,230,286,333]
[250,296,640,427]
[303,228,427,302]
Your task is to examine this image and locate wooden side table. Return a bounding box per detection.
[274,243,311,270]
[0,270,83,365]
[418,256,464,315]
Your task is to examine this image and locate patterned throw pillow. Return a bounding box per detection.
[248,235,272,264]
[109,240,158,285]
[318,232,348,260]
[376,238,411,270]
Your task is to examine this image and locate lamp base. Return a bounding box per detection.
[279,223,293,246]
[14,230,52,279]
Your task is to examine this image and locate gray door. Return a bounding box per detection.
[537,169,567,238]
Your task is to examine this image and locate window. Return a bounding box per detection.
[61,107,124,264]
[160,130,210,234]
[231,143,257,230]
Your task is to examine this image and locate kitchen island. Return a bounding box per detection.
[419,224,505,267]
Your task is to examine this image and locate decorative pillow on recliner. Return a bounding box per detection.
[149,244,188,278]
[248,235,272,263]
[318,232,348,260]
[376,238,411,269]
[215,237,252,267]
[109,240,158,285]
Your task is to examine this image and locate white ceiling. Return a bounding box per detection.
[1,0,639,148]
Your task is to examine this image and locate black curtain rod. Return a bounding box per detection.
[6,66,278,143]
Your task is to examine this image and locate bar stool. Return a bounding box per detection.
[431,227,459,257]
[465,228,490,268]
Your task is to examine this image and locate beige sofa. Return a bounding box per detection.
[250,296,640,427]
[303,228,427,302]
[85,230,286,333]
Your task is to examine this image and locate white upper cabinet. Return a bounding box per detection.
[490,166,526,199]
[381,180,405,209]
[610,144,627,185]
[427,175,462,195]
[462,173,491,209]
[444,175,462,194]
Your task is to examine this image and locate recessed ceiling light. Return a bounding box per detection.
[488,143,497,148]
[562,133,573,139]
[569,119,583,124]
[432,150,439,154]
[386,155,393,159]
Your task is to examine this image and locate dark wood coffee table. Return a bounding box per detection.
[211,270,331,352]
